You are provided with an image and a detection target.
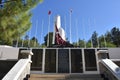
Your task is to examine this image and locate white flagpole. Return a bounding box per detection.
[21,37,24,47]
[91,38,93,48]
[82,19,86,48]
[88,19,93,48]
[28,27,31,47]
[47,12,51,47]
[41,20,44,45]
[76,19,79,46]
[104,34,107,47]
[16,37,19,47]
[64,15,67,38]
[97,36,99,48]
[34,20,38,47]
[52,18,55,45]
[93,18,99,48]
[16,31,20,47]
[69,9,72,43]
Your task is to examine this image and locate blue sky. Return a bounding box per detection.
[27,0,120,44]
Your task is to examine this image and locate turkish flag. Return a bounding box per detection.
[48,10,51,15]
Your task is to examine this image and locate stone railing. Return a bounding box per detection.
[100,59,120,80]
[2,50,33,80]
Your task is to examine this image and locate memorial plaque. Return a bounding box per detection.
[31,49,43,71]
[58,49,69,73]
[45,49,56,73]
[71,49,83,73]
[84,49,97,71]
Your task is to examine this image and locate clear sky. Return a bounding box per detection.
[27,0,120,44]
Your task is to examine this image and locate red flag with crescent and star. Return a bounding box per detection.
[48,10,51,15]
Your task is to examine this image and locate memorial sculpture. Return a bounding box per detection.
[52,15,73,47]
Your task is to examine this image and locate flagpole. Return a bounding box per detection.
[16,37,19,47]
[52,18,55,45]
[64,15,66,39]
[75,19,79,46]
[47,11,51,47]
[82,19,86,48]
[16,31,20,47]
[28,27,32,47]
[94,19,99,48]
[91,37,93,48]
[97,36,99,48]
[41,20,44,45]
[28,20,33,47]
[69,9,72,43]
[21,36,24,47]
[104,34,107,47]
[34,20,38,47]
[88,18,93,48]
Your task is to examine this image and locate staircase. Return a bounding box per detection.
[29,74,104,80]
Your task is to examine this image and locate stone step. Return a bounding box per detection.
[29,74,104,80]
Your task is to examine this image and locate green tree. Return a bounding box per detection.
[72,39,85,48]
[91,31,98,48]
[99,35,106,47]
[78,39,85,48]
[44,32,53,47]
[0,0,43,45]
[110,27,120,47]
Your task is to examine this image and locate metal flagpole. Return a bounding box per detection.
[82,19,86,48]
[69,9,72,43]
[52,18,55,45]
[16,37,19,47]
[88,18,93,48]
[91,37,93,48]
[34,20,38,47]
[104,34,107,47]
[41,20,44,45]
[64,15,67,39]
[76,19,79,46]
[97,36,99,48]
[93,18,99,48]
[21,36,24,47]
[16,31,20,47]
[28,27,32,47]
[95,22,99,48]
[47,10,51,47]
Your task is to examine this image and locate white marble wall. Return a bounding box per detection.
[0,45,19,60]
[108,48,120,59]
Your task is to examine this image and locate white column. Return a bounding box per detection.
[69,11,72,43]
[42,48,45,73]
[52,21,55,45]
[47,15,51,47]
[95,48,100,73]
[82,48,85,73]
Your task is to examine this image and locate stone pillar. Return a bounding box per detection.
[20,50,33,62]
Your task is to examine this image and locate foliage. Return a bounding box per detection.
[88,27,120,48]
[0,0,43,45]
[91,31,98,47]
[110,27,120,47]
[13,35,40,47]
[44,32,53,47]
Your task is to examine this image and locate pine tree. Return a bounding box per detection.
[0,0,43,45]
